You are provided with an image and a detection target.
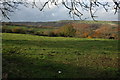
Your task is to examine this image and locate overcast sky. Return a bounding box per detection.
[2,1,119,22]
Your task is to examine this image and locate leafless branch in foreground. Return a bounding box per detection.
[0,0,120,20]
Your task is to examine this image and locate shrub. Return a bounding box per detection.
[48,31,56,37]
[87,36,92,39]
[34,31,44,36]
[52,29,60,36]
[12,27,25,33]
[92,24,118,39]
[26,29,35,34]
[58,24,76,37]
[43,31,56,37]
[2,27,12,33]
[72,23,94,38]
[4,28,12,33]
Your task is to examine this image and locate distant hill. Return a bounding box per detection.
[2,21,73,27]
[2,20,119,27]
[2,20,119,39]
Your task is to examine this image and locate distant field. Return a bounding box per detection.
[2,33,120,78]
[2,21,119,40]
[3,25,55,32]
[3,20,119,27]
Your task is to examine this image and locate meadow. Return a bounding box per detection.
[2,33,120,78]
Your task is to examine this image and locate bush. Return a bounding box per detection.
[92,24,118,39]
[52,29,60,36]
[12,27,25,33]
[87,36,92,39]
[34,31,44,36]
[26,29,35,34]
[58,24,76,37]
[48,31,56,37]
[43,31,56,37]
[2,27,12,33]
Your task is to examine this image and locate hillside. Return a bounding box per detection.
[2,20,119,27]
[2,20,119,40]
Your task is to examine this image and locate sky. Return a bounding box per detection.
[2,0,119,22]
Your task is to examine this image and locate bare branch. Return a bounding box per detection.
[1,0,120,20]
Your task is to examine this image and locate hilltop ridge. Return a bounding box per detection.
[2,20,119,27]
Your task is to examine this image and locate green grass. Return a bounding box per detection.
[4,26,27,29]
[58,20,118,25]
[2,33,120,78]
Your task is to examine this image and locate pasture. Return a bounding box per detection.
[2,33,119,78]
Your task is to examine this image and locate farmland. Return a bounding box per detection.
[2,33,120,78]
[2,20,119,39]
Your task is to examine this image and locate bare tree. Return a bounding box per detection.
[0,0,28,19]
[0,0,120,20]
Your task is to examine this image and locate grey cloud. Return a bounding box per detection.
[4,3,119,22]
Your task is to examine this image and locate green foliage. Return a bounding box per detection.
[58,24,76,37]
[26,29,35,34]
[43,31,56,37]
[12,27,26,34]
[2,27,12,33]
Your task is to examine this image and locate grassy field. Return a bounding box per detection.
[2,33,120,78]
[3,25,55,32]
